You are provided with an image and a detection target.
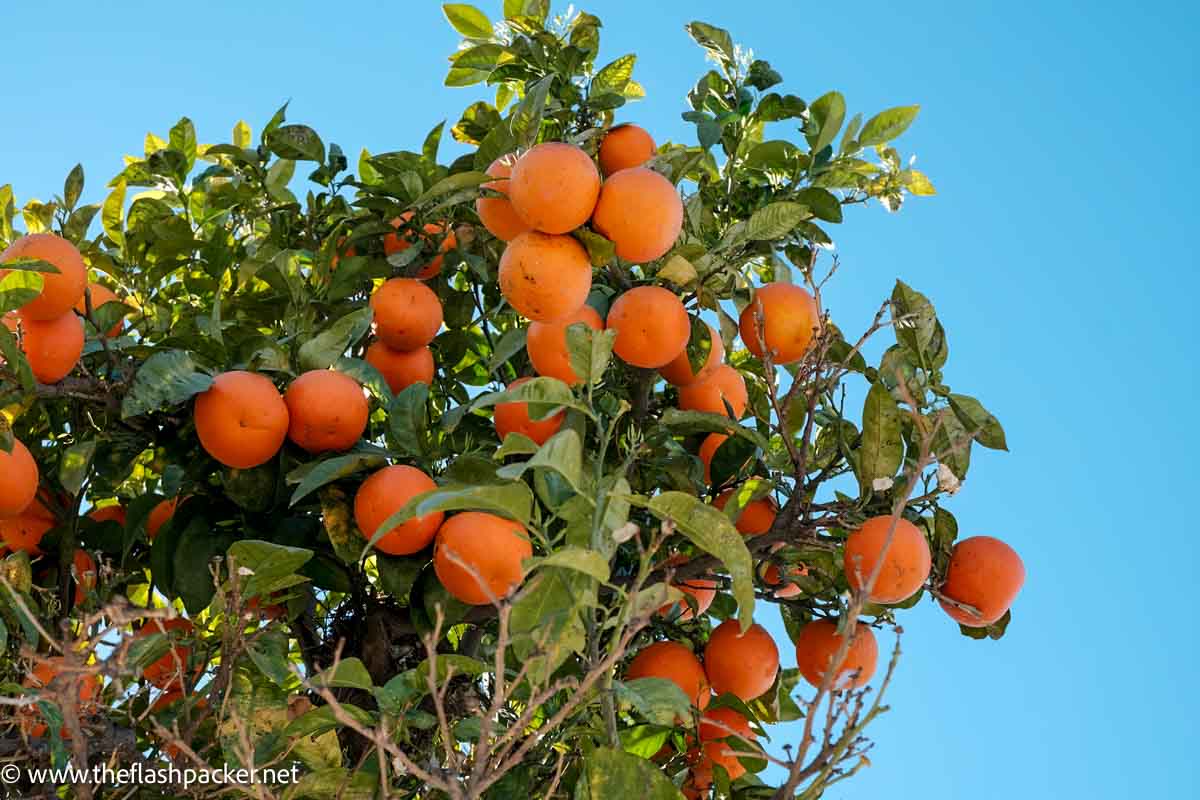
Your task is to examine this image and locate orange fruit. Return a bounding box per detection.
[599,124,657,177]
[383,212,457,280]
[21,656,101,739]
[499,231,592,322]
[74,282,125,337]
[88,503,127,527]
[137,618,197,690]
[73,548,97,607]
[591,167,683,262]
[0,438,39,518]
[354,465,443,556]
[794,619,878,690]
[21,312,84,383]
[678,365,748,419]
[509,142,601,234]
[843,516,931,604]
[738,283,820,365]
[476,153,532,242]
[370,277,444,350]
[659,577,718,621]
[938,536,1025,627]
[0,234,87,320]
[0,502,55,555]
[526,304,604,384]
[659,323,724,387]
[606,286,690,368]
[697,433,727,485]
[697,706,755,780]
[365,341,435,394]
[704,620,779,701]
[494,376,565,445]
[147,497,178,540]
[713,490,777,536]
[625,640,711,710]
[284,370,369,453]
[194,371,289,469]
[433,512,531,605]
[762,544,808,600]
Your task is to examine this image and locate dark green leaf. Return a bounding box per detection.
[266,125,326,162]
[575,747,684,800]
[858,383,903,490]
[298,308,373,370]
[120,351,213,419]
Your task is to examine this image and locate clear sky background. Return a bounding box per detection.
[2,1,1198,797]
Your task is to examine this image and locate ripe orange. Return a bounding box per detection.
[0,500,55,555]
[284,370,369,453]
[794,619,878,690]
[697,706,755,780]
[365,341,435,394]
[494,377,565,445]
[713,490,777,536]
[21,312,84,384]
[147,497,178,540]
[704,620,779,701]
[938,536,1025,627]
[354,465,443,556]
[678,365,748,419]
[433,512,532,605]
[74,282,125,337]
[384,212,456,280]
[591,167,683,262]
[625,640,711,710]
[0,234,87,320]
[697,433,728,485]
[194,371,289,469]
[607,286,690,368]
[660,323,724,387]
[476,153,532,242]
[509,142,601,234]
[0,438,39,518]
[762,544,808,600]
[738,283,820,365]
[21,656,101,738]
[88,503,127,527]
[599,124,657,177]
[73,548,97,607]
[499,231,592,322]
[370,277,444,350]
[526,304,604,384]
[843,516,931,604]
[137,618,196,690]
[659,577,718,621]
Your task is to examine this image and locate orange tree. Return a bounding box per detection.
[0,3,1022,798]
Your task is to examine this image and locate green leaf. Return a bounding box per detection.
[58,440,96,496]
[859,383,903,489]
[446,43,511,87]
[247,629,294,688]
[266,125,325,162]
[414,170,491,205]
[644,492,755,629]
[227,540,314,598]
[298,308,373,371]
[63,164,84,210]
[233,120,252,149]
[508,566,591,684]
[658,409,771,452]
[471,376,594,420]
[443,3,493,38]
[510,74,554,149]
[0,269,44,314]
[907,169,937,196]
[287,452,387,507]
[169,117,198,169]
[890,280,937,364]
[592,54,636,96]
[566,325,617,387]
[746,202,808,240]
[285,703,374,739]
[120,351,213,419]
[794,187,843,223]
[526,546,610,582]
[283,768,378,800]
[313,658,373,691]
[0,323,33,392]
[497,428,587,496]
[102,179,126,250]
[620,725,671,759]
[363,481,534,556]
[487,327,527,375]
[948,394,1007,451]
[807,91,846,155]
[573,228,616,267]
[685,21,735,68]
[858,105,920,147]
[615,677,692,726]
[933,408,972,480]
[388,383,430,458]
[575,747,685,800]
[375,555,425,602]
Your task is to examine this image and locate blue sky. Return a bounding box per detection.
[2,1,1198,797]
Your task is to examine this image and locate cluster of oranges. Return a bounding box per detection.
[0,233,128,384]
